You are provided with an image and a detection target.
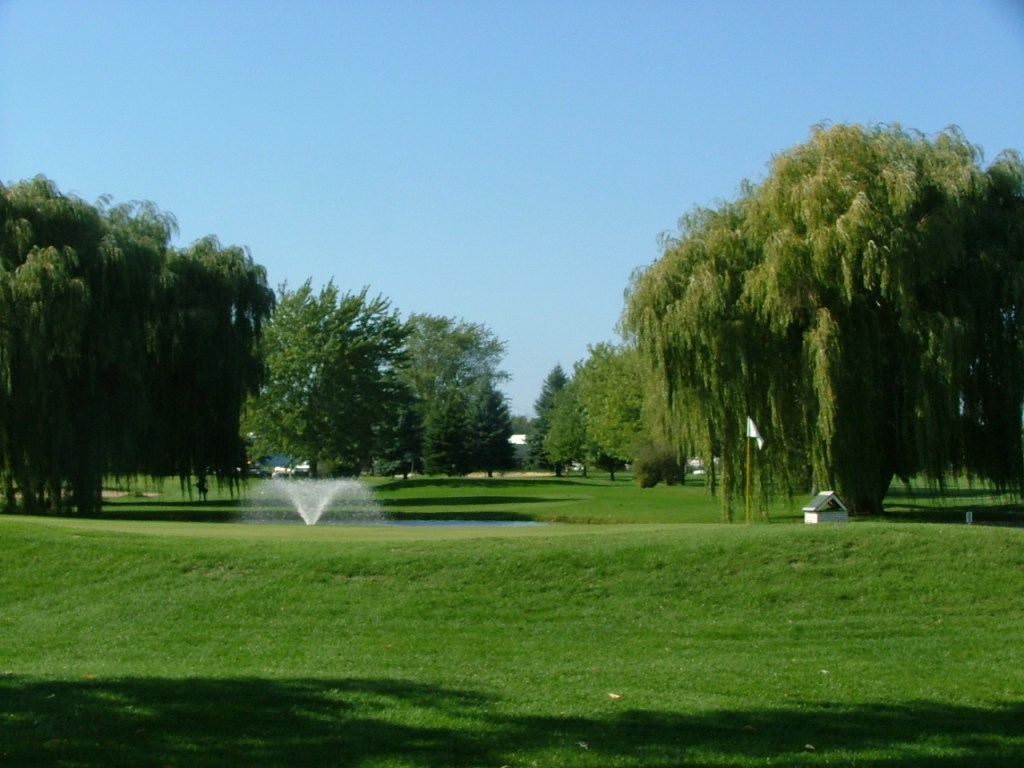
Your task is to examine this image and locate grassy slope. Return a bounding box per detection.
[1,515,1022,767]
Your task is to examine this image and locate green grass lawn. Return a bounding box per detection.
[371,473,736,523]
[1,476,1023,766]
[98,471,803,525]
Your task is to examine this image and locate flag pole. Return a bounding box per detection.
[745,430,752,525]
[744,416,762,525]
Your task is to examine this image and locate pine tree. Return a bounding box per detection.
[526,365,568,473]
[471,381,515,477]
[423,389,472,475]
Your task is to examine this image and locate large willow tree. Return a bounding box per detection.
[625,124,1024,516]
[0,177,274,514]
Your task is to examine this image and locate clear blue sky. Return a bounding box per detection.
[3,1,1022,415]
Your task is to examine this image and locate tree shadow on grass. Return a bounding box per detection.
[2,675,1022,767]
[881,485,1024,525]
[377,496,556,523]
[879,503,1024,526]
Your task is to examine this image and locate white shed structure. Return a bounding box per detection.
[802,491,849,524]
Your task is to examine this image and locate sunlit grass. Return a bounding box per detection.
[2,509,1023,766]
[98,470,805,525]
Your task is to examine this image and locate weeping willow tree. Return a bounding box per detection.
[625,124,1024,516]
[625,200,779,520]
[142,236,275,491]
[0,177,274,514]
[0,180,95,513]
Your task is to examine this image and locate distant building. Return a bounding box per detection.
[509,434,528,468]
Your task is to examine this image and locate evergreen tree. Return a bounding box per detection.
[373,383,424,479]
[470,381,515,477]
[526,365,568,473]
[402,313,509,474]
[423,389,472,475]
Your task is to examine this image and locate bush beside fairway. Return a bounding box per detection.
[1,508,1023,767]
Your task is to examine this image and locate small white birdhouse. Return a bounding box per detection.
[802,491,849,524]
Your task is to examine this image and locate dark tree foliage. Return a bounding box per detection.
[625,124,1024,516]
[142,238,275,491]
[402,313,510,475]
[632,441,685,488]
[373,383,424,479]
[526,365,568,472]
[470,380,516,477]
[423,389,473,476]
[0,177,274,513]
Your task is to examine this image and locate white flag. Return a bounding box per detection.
[746,417,764,449]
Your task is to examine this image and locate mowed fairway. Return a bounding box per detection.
[1,481,1023,766]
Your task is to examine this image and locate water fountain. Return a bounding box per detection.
[248,476,546,528]
[257,477,381,525]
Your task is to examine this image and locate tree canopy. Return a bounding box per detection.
[574,342,645,478]
[470,379,516,477]
[624,124,1024,516]
[248,280,409,476]
[526,364,568,473]
[0,177,274,513]
[403,314,512,476]
[543,379,589,474]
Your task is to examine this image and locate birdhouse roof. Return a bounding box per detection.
[802,491,848,513]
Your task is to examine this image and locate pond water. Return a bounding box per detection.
[240,516,547,527]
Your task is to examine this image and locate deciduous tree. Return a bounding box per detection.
[543,379,589,476]
[625,124,1024,516]
[248,280,408,476]
[574,343,644,480]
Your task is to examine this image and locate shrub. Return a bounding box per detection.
[633,442,684,487]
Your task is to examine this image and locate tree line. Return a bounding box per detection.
[244,283,516,479]
[1,179,519,517]
[529,124,1024,520]
[6,123,1022,519]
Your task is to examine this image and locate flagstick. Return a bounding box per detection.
[745,434,752,525]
